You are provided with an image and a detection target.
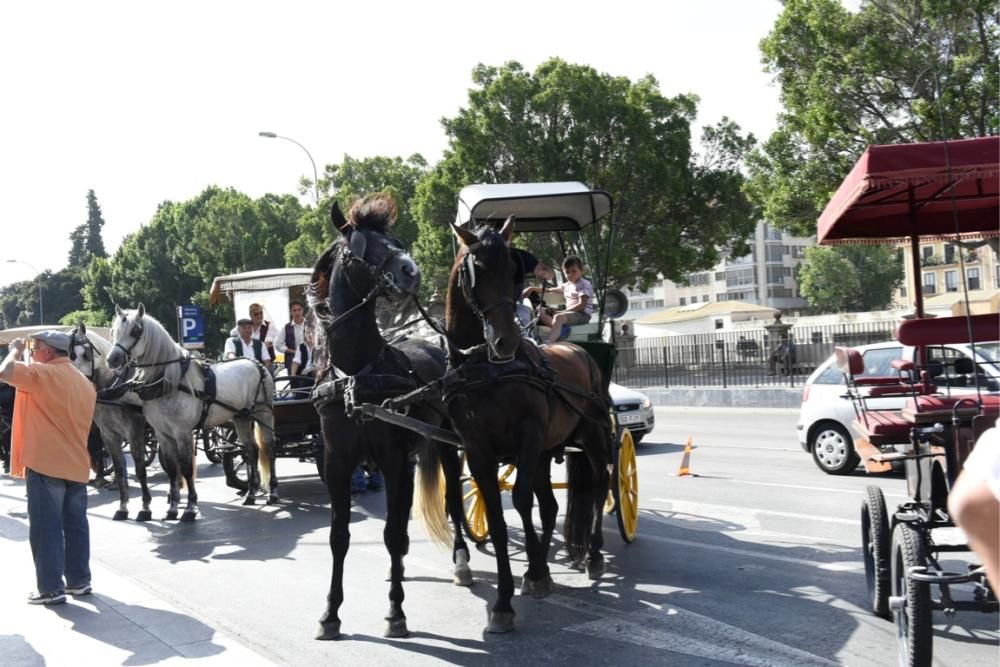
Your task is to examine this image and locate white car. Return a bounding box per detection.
[609,382,654,443]
[797,340,1000,474]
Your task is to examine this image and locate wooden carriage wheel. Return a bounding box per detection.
[609,427,638,543]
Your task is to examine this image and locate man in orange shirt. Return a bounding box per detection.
[0,331,96,605]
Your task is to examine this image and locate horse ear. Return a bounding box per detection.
[331,201,349,236]
[136,303,145,319]
[349,228,367,258]
[79,322,87,335]
[451,223,478,248]
[499,215,515,243]
[115,304,124,318]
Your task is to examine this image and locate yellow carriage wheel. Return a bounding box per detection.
[612,428,638,543]
[461,462,516,545]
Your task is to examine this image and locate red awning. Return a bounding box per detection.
[817,136,1000,245]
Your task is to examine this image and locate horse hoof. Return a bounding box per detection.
[180,511,197,522]
[112,510,129,521]
[243,495,256,506]
[315,621,341,641]
[521,574,554,598]
[164,511,179,521]
[135,510,152,522]
[267,493,279,505]
[453,565,473,587]
[486,611,515,634]
[383,618,409,638]
[586,557,605,580]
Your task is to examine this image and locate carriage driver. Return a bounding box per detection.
[228,303,277,361]
[225,318,273,370]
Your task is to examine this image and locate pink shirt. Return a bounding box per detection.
[560,276,594,315]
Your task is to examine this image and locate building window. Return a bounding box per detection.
[764,224,782,241]
[766,266,784,284]
[923,272,936,294]
[945,270,958,292]
[679,297,686,306]
[944,244,956,264]
[765,245,784,262]
[714,319,724,330]
[922,246,933,261]
[967,267,981,290]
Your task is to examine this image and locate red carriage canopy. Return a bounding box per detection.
[817,136,1000,246]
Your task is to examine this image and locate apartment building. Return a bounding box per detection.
[623,222,812,322]
[895,240,999,312]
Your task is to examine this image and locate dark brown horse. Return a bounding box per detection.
[310,194,472,640]
[436,218,612,633]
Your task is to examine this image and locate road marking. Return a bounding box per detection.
[647,498,860,526]
[724,478,908,499]
[564,598,838,666]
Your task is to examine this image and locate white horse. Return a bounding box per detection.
[70,324,154,521]
[106,304,277,520]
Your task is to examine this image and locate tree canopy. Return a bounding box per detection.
[797,244,904,312]
[411,59,757,294]
[746,0,999,237]
[68,189,109,268]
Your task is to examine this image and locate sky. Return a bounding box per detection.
[0,0,790,292]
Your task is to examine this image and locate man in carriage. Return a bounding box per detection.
[224,318,273,370]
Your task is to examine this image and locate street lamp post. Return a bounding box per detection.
[258,131,320,205]
[5,259,43,324]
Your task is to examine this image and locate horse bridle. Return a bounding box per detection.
[69,331,98,385]
[112,315,145,360]
[458,242,516,363]
[319,230,409,331]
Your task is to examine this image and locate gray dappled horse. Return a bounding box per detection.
[70,324,153,520]
[106,304,276,520]
[311,196,471,640]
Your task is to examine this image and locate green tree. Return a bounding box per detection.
[411,59,757,294]
[287,154,430,268]
[68,189,109,268]
[95,187,304,354]
[746,0,999,237]
[797,245,903,312]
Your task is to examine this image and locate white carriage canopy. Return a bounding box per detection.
[208,268,313,306]
[455,182,614,232]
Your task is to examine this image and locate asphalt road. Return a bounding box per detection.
[18,407,1000,665]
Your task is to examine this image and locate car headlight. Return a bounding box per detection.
[641,397,651,409]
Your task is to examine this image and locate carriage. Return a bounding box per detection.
[816,136,999,665]
[207,268,325,485]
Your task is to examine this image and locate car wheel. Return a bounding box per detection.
[810,422,860,475]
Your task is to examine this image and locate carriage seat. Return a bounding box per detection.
[535,322,601,343]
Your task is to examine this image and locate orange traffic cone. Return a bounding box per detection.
[677,437,694,477]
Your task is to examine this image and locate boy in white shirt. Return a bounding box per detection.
[525,256,594,344]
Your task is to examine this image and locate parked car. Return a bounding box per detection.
[609,382,654,443]
[797,340,1000,474]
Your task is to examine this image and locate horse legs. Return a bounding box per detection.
[102,430,130,521]
[532,452,558,579]
[440,446,472,586]
[255,412,279,504]
[158,437,182,521]
[125,416,153,521]
[512,435,552,598]
[177,431,199,521]
[374,444,413,638]
[468,452,516,633]
[233,419,261,506]
[316,426,357,641]
[584,423,610,580]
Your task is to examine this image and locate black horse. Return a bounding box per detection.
[439,218,612,633]
[310,194,471,640]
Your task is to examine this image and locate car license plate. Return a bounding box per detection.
[618,413,642,425]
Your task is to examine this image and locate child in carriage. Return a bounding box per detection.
[524,255,594,344]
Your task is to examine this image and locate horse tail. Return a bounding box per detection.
[563,448,597,564]
[255,423,272,487]
[414,441,451,550]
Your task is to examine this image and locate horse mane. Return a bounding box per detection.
[83,329,113,357]
[131,310,188,394]
[346,192,397,232]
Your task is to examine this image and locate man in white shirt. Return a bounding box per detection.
[275,300,307,374]
[229,303,277,361]
[224,318,272,370]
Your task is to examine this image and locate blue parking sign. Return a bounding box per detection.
[177,305,205,350]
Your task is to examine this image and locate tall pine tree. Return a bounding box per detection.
[68,189,108,268]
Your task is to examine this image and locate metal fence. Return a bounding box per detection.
[612,320,899,389]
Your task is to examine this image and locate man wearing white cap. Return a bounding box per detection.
[0,330,97,605]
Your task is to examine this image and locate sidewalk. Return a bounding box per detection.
[0,475,275,666]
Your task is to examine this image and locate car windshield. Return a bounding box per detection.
[975,342,999,363]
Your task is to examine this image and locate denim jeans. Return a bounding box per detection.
[26,468,91,595]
